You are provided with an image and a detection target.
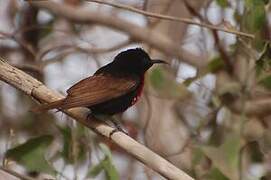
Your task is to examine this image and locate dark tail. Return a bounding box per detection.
[31,99,65,113]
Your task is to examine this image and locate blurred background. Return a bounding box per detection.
[0,0,271,179]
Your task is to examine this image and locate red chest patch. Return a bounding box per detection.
[131,76,144,105]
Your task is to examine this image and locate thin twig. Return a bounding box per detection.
[0,166,35,180]
[183,0,233,73]
[40,40,132,66]
[86,0,254,39]
[29,1,206,68]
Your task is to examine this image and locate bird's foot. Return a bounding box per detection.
[113,122,129,135]
[109,127,128,139]
[109,129,119,139]
[120,129,129,136]
[118,127,128,136]
[87,113,129,138]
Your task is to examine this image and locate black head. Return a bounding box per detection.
[112,48,167,75]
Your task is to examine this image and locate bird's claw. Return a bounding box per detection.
[109,128,129,139]
[121,129,129,136]
[116,126,129,136]
[109,129,119,139]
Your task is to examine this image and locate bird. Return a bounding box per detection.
[33,48,167,133]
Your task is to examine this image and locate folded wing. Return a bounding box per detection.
[58,74,137,109]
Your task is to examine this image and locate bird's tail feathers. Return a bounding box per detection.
[31,99,65,113]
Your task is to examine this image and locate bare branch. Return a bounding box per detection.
[232,97,271,117]
[86,0,254,39]
[0,58,194,180]
[0,166,35,180]
[183,0,233,73]
[29,1,205,68]
[39,40,132,66]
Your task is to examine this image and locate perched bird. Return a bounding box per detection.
[33,48,167,132]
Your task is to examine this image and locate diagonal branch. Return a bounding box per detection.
[0,166,35,180]
[28,1,205,69]
[86,0,254,39]
[0,58,194,180]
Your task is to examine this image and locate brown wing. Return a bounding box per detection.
[58,74,138,109]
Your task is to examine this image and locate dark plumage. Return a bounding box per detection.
[33,48,167,115]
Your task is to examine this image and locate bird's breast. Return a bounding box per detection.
[131,75,144,106]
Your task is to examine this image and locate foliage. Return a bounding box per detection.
[87,144,119,180]
[57,124,88,164]
[5,135,55,175]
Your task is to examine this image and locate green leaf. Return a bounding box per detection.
[201,133,241,179]
[87,144,119,180]
[207,57,225,73]
[149,68,165,89]
[259,75,271,90]
[183,77,197,86]
[102,157,119,180]
[256,42,271,76]
[149,67,190,99]
[58,125,87,164]
[75,126,88,162]
[5,135,55,175]
[99,143,112,160]
[256,56,265,76]
[58,125,73,163]
[243,0,267,49]
[244,0,266,32]
[88,159,105,177]
[192,148,204,167]
[88,157,119,180]
[208,168,229,180]
[222,134,240,167]
[216,0,229,8]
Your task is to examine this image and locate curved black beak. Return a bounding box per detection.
[151,59,168,65]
